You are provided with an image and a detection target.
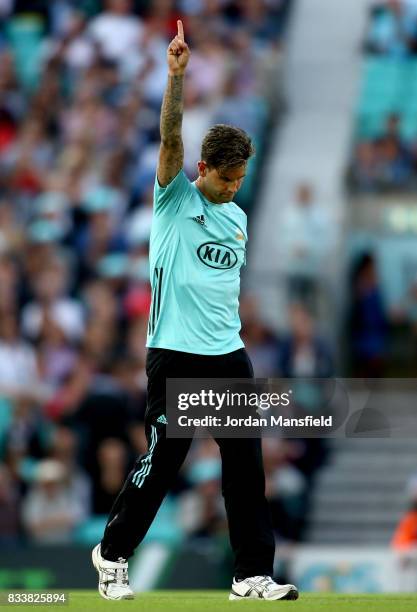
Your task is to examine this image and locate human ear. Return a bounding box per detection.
[197,161,207,177]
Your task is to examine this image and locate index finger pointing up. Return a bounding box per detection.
[177,19,184,41]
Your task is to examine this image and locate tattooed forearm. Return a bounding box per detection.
[157,20,188,186]
[160,74,184,146]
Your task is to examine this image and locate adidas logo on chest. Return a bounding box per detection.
[192,214,206,226]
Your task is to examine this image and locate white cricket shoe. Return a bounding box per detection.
[92,543,134,600]
[229,575,299,601]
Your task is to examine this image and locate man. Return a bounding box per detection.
[88,0,143,67]
[279,182,331,311]
[92,20,299,602]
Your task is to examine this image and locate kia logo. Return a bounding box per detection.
[197,242,238,269]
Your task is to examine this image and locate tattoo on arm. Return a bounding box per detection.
[157,75,185,187]
[160,75,184,144]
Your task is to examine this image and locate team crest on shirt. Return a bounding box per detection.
[197,242,238,269]
[236,232,244,240]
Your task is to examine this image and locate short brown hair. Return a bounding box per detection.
[201,124,254,170]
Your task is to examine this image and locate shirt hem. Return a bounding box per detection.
[146,339,244,356]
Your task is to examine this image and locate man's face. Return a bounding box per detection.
[197,162,246,204]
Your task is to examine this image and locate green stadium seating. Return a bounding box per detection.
[356,58,417,140]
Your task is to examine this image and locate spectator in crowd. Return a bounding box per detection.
[377,113,410,161]
[392,475,417,591]
[92,437,128,515]
[278,183,332,311]
[67,353,146,475]
[43,10,98,76]
[49,425,92,521]
[21,255,84,346]
[181,83,213,177]
[75,191,127,283]
[88,0,144,69]
[0,311,43,400]
[278,303,331,481]
[366,0,417,56]
[367,0,417,56]
[32,189,72,244]
[0,464,21,547]
[35,309,80,390]
[240,294,281,377]
[180,439,226,539]
[263,439,306,543]
[0,203,23,254]
[42,353,93,423]
[21,459,87,544]
[349,252,388,377]
[279,303,333,379]
[3,397,52,486]
[350,114,412,192]
[349,140,381,193]
[392,476,417,550]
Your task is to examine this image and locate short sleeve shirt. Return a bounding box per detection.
[146,169,247,355]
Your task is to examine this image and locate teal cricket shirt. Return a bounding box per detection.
[146,169,248,355]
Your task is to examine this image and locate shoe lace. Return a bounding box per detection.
[115,558,129,586]
[103,558,129,587]
[252,576,276,592]
[263,576,277,591]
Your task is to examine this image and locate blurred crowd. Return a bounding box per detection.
[0,0,331,555]
[365,0,417,57]
[346,247,417,377]
[345,1,417,374]
[349,112,417,192]
[349,0,417,192]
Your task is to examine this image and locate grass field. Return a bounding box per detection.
[2,591,417,611]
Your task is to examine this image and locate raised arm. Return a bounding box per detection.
[157,20,190,187]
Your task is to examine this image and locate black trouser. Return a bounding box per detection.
[101,347,275,579]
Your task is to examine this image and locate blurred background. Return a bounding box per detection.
[1,0,417,595]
